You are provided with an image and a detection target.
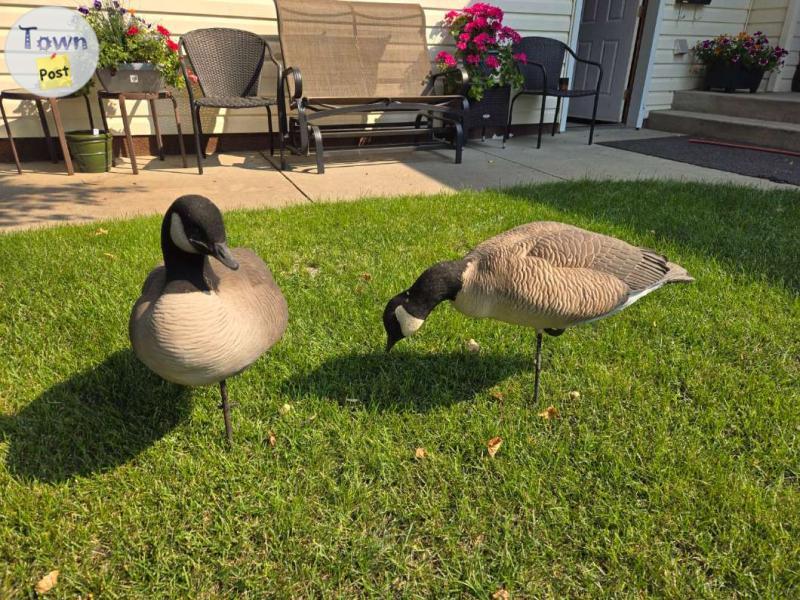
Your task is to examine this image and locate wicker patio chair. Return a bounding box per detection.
[180,28,280,174]
[504,37,603,149]
[274,0,469,173]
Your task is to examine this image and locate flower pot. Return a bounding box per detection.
[703,63,765,93]
[97,63,165,93]
[464,85,511,133]
[65,130,113,173]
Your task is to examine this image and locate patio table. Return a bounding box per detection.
[0,88,95,176]
[97,90,188,175]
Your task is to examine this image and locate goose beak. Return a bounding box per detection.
[212,243,239,270]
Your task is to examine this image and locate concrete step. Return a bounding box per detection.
[646,109,800,153]
[671,90,800,125]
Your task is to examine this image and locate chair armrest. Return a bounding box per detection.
[522,61,549,92]
[564,47,603,91]
[426,66,470,96]
[281,66,303,102]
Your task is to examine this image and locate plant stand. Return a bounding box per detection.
[0,89,95,176]
[97,90,187,175]
[464,85,511,141]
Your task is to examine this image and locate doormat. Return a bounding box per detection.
[599,135,799,186]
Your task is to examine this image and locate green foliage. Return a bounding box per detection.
[0,182,799,597]
[81,1,183,88]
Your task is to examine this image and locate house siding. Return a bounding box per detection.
[0,0,573,140]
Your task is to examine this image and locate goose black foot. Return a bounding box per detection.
[219,379,234,445]
[533,332,543,405]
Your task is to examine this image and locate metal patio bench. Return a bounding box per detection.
[274,0,468,173]
[504,36,603,148]
[180,28,281,174]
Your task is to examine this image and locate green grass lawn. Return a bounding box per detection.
[0,181,798,597]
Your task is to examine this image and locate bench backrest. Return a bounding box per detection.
[275,0,432,98]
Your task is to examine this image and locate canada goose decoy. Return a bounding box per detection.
[130,195,288,443]
[383,221,694,404]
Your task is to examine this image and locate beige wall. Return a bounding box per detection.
[0,0,573,140]
[645,0,798,113]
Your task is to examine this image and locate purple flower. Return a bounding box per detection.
[78,6,89,14]
[731,54,740,63]
[759,57,768,66]
[93,0,101,8]
[702,40,711,48]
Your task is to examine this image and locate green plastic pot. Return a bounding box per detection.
[65,130,113,173]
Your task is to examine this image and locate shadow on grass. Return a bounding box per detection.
[503,181,800,293]
[282,350,532,411]
[1,350,190,484]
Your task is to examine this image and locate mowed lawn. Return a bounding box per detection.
[0,181,798,597]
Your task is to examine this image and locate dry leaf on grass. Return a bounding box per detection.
[278,403,292,415]
[304,266,320,278]
[93,228,108,236]
[490,390,505,401]
[538,405,559,419]
[268,431,276,448]
[568,390,581,400]
[34,570,59,594]
[360,272,372,281]
[465,338,481,353]
[492,587,510,599]
[487,436,502,458]
[103,252,116,260]
[415,447,427,459]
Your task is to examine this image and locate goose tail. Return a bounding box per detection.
[664,262,694,284]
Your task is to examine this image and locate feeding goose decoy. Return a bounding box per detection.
[383,221,694,404]
[130,195,288,443]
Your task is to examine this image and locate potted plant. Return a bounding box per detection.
[694,32,788,93]
[79,0,184,93]
[435,3,526,134]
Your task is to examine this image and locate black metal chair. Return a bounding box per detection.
[504,36,602,149]
[180,28,280,174]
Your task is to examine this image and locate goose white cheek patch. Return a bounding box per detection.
[395,305,424,337]
[170,213,199,254]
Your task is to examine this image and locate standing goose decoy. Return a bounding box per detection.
[383,221,694,403]
[130,195,288,443]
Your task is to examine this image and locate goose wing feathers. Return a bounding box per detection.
[469,221,670,292]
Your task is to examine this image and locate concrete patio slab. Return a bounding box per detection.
[1,127,795,233]
[0,152,308,232]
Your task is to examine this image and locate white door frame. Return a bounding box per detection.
[560,0,664,132]
[766,0,800,91]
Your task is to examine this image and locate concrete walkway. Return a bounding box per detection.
[1,126,794,232]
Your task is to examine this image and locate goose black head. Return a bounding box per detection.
[162,195,239,271]
[383,259,467,352]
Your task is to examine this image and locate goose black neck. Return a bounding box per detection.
[407,259,467,318]
[160,214,208,290]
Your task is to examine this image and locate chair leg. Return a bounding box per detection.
[454,120,464,164]
[83,94,95,131]
[552,96,561,136]
[149,98,164,160]
[537,94,547,149]
[0,97,22,174]
[170,94,188,168]
[50,99,74,176]
[97,95,115,167]
[34,98,57,163]
[504,93,522,148]
[310,124,324,174]
[191,104,204,174]
[588,92,600,145]
[118,95,138,175]
[266,105,274,157]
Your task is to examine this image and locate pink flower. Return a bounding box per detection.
[473,32,494,46]
[445,10,458,19]
[473,16,487,28]
[456,40,468,51]
[466,54,480,65]
[156,24,170,37]
[126,25,139,36]
[166,39,179,52]
[459,32,470,41]
[436,50,457,68]
[485,55,500,69]
[513,52,527,64]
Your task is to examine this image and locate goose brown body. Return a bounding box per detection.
[453,221,693,330]
[130,248,288,386]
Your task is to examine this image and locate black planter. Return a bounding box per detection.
[464,85,511,134]
[792,63,799,92]
[703,63,765,93]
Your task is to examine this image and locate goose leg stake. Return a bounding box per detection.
[533,332,543,405]
[219,379,233,444]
